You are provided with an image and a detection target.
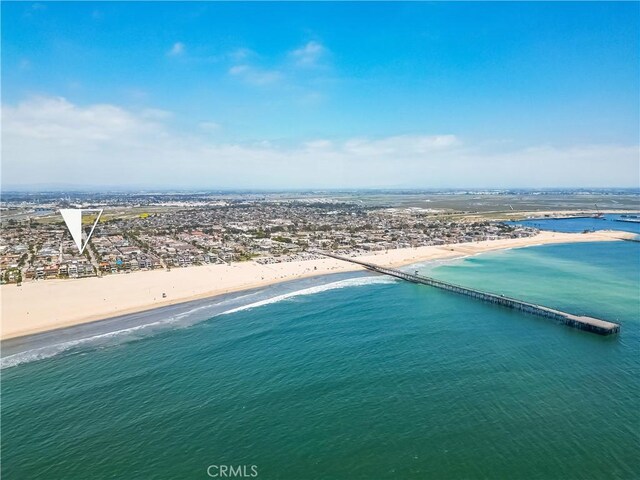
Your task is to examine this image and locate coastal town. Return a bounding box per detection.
[0,194,538,284]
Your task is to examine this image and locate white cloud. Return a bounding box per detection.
[140,108,172,121]
[229,65,250,75]
[343,135,459,156]
[304,139,333,150]
[167,42,185,57]
[199,121,221,132]
[226,42,330,92]
[2,96,165,143]
[290,41,326,67]
[2,97,638,189]
[228,65,282,85]
[228,48,255,62]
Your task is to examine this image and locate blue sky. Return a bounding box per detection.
[2,2,639,189]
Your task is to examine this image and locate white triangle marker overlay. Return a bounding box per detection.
[60,208,103,254]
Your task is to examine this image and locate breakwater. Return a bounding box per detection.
[316,251,621,335]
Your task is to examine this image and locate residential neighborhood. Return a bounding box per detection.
[0,193,537,284]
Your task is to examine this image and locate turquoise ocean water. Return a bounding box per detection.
[2,241,639,479]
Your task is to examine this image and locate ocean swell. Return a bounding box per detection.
[1,275,391,369]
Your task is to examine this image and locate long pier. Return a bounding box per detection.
[316,251,620,336]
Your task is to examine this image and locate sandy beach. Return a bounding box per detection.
[1,230,634,340]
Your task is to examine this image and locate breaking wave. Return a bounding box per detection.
[218,276,394,315]
[1,275,393,369]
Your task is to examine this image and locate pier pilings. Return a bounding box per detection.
[316,251,620,336]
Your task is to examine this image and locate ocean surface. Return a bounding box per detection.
[511,213,640,234]
[2,241,639,479]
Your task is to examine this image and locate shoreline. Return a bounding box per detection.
[1,230,635,341]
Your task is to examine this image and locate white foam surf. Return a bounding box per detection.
[1,321,164,369]
[1,276,393,369]
[218,276,394,316]
[0,299,237,369]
